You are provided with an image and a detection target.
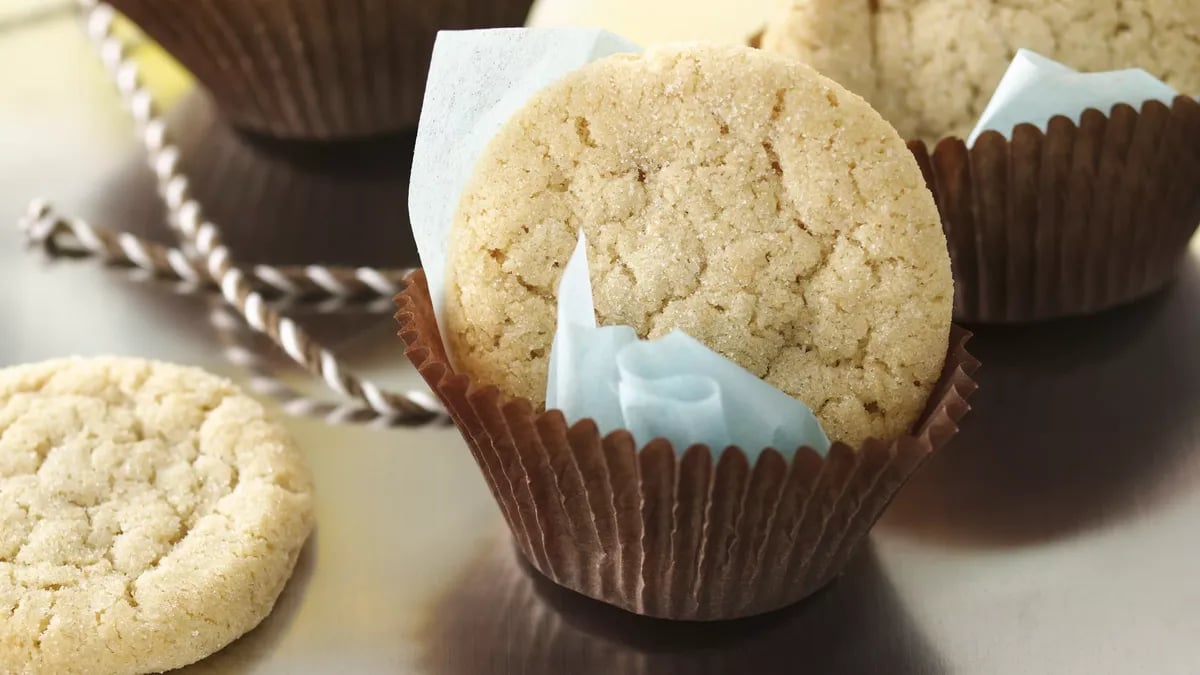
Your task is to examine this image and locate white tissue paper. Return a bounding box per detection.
[408,28,832,458]
[546,232,831,459]
[968,49,1181,146]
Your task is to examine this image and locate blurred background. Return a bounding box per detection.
[1,1,1198,673]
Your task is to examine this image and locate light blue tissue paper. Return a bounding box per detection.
[968,49,1179,146]
[618,374,729,454]
[546,233,831,460]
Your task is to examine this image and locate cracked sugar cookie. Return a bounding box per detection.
[760,0,1200,143]
[0,358,313,675]
[444,43,953,446]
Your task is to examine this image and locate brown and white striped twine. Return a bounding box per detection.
[207,301,406,428]
[20,0,446,424]
[20,204,413,301]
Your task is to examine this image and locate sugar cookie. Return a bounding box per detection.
[444,43,953,445]
[0,358,313,675]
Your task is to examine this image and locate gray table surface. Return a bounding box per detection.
[2,10,1199,675]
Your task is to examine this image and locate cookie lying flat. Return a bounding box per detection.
[761,0,1200,143]
[0,358,314,675]
[445,43,953,446]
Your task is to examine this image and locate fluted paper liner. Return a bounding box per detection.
[396,271,979,620]
[910,96,1200,323]
[110,0,535,140]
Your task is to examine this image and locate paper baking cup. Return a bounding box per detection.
[909,96,1200,324]
[395,271,979,621]
[109,0,535,140]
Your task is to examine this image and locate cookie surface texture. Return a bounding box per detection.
[761,0,1200,142]
[0,358,314,675]
[445,43,953,446]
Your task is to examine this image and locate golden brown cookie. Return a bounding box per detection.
[444,43,953,446]
[761,0,1200,143]
[0,358,313,675]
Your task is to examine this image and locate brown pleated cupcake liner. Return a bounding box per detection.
[110,0,535,140]
[909,96,1200,324]
[425,538,940,675]
[395,271,979,621]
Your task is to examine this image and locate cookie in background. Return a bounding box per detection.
[760,0,1200,144]
[760,0,1200,323]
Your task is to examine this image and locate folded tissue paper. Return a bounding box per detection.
[546,231,830,459]
[968,48,1183,146]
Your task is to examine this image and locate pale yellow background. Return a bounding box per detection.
[0,0,777,106]
[529,0,778,45]
[0,0,56,15]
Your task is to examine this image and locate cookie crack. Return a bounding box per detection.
[813,397,836,417]
[791,227,834,287]
[486,247,557,304]
[32,436,54,476]
[769,88,786,122]
[854,323,875,365]
[515,275,555,305]
[122,579,140,609]
[646,248,711,336]
[31,601,53,652]
[761,140,783,176]
[141,525,187,576]
[574,116,597,148]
